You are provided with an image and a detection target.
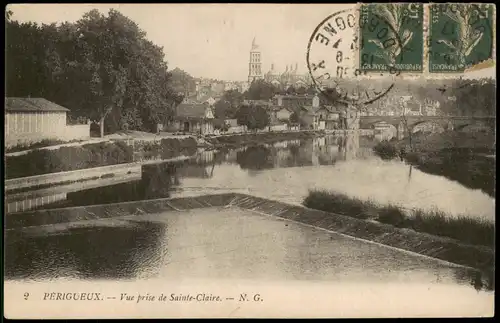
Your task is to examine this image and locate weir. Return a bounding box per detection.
[5,193,493,272]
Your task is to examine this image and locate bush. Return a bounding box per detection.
[373,140,398,160]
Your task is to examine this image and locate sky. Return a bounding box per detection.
[8,3,354,81]
[8,4,495,82]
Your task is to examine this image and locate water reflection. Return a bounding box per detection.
[4,221,167,281]
[3,208,494,293]
[5,134,496,295]
[7,134,495,221]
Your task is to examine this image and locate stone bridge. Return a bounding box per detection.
[359,115,496,137]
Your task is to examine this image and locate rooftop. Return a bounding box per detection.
[5,98,70,112]
[175,103,210,120]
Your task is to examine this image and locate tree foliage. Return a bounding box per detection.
[235,104,270,130]
[289,111,300,125]
[445,78,495,117]
[244,79,280,100]
[5,9,180,136]
[214,89,244,119]
[169,67,197,97]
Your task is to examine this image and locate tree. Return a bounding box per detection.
[214,89,244,119]
[5,9,180,136]
[295,86,307,95]
[289,111,300,125]
[286,85,296,95]
[306,84,317,95]
[214,100,231,119]
[245,79,279,100]
[169,67,196,97]
[448,78,495,117]
[213,118,230,132]
[235,104,270,131]
[5,9,13,22]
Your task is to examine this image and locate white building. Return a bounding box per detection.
[5,97,90,148]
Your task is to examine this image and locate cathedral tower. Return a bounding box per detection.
[248,37,263,83]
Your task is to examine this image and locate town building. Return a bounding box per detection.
[168,100,215,135]
[248,38,263,84]
[224,119,247,134]
[5,97,90,147]
[247,38,312,89]
[264,63,312,89]
[267,93,351,130]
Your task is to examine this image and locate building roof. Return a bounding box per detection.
[175,103,210,120]
[5,97,70,112]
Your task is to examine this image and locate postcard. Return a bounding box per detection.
[4,3,495,318]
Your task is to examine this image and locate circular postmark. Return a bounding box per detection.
[306,6,408,108]
[428,3,494,73]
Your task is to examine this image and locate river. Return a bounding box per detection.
[6,133,495,223]
[5,133,495,317]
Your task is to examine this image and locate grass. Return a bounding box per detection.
[303,190,376,220]
[408,209,495,247]
[303,190,494,247]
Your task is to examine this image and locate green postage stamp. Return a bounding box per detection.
[358,3,495,74]
[359,3,424,73]
[428,3,495,73]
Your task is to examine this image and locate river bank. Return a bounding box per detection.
[373,131,496,198]
[4,137,198,179]
[4,131,326,180]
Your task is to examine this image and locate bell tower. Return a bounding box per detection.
[248,37,263,83]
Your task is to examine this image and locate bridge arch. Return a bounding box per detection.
[411,121,445,134]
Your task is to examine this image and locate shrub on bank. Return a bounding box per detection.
[303,190,374,219]
[5,141,134,179]
[303,189,494,247]
[373,140,398,160]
